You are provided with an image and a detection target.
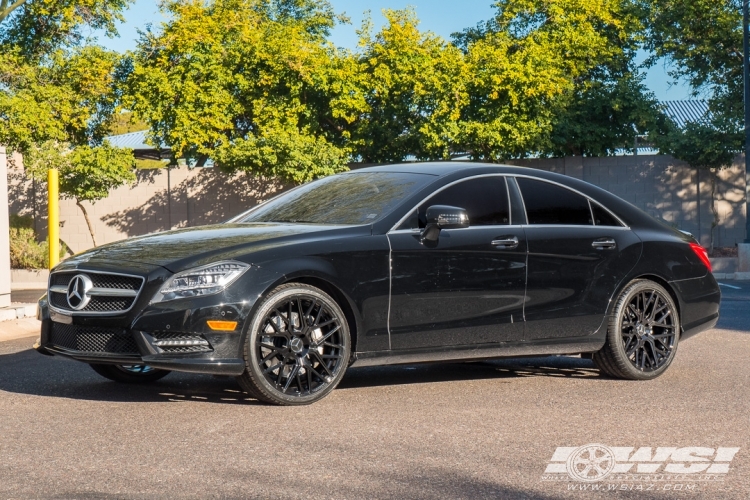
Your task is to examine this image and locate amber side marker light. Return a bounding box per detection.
[207,320,238,331]
[689,242,712,272]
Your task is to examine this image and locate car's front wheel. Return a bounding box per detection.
[593,280,680,380]
[89,364,171,383]
[237,283,351,406]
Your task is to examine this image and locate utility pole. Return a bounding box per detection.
[0,147,11,307]
[48,168,59,269]
[744,0,750,242]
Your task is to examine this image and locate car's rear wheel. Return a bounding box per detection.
[89,363,171,383]
[236,283,351,406]
[593,280,680,380]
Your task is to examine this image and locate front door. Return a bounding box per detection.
[388,176,527,349]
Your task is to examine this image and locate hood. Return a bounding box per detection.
[61,223,368,272]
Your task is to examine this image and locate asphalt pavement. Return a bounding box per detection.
[0,283,748,499]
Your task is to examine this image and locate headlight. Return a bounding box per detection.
[153,261,250,302]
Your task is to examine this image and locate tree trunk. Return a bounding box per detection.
[76,200,97,247]
[709,168,719,254]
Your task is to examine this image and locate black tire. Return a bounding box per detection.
[89,363,171,383]
[593,280,680,380]
[236,283,351,406]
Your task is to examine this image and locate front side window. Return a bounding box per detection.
[516,177,592,226]
[238,172,435,225]
[417,176,509,228]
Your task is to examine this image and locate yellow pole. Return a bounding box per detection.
[48,168,59,269]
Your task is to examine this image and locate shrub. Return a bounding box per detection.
[10,213,34,229]
[9,227,48,269]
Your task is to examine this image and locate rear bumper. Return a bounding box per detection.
[670,273,721,341]
[680,313,719,341]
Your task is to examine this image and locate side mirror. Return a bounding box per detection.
[421,205,469,243]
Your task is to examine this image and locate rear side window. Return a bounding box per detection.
[419,177,509,227]
[516,178,592,226]
[591,202,622,227]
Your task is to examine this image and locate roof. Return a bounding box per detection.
[662,100,711,128]
[104,130,153,150]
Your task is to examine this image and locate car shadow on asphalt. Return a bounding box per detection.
[0,343,604,405]
[338,356,602,391]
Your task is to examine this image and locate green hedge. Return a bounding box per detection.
[8,214,67,270]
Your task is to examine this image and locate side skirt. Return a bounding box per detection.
[351,336,606,367]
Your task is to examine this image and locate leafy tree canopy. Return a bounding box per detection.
[352,8,467,162]
[453,0,645,160]
[125,0,355,184]
[23,140,136,246]
[644,0,743,123]
[0,0,132,58]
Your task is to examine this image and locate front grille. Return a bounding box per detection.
[151,332,213,354]
[48,270,145,315]
[50,272,142,291]
[49,323,140,355]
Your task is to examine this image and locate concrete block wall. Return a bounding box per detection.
[9,166,287,255]
[6,154,748,256]
[508,154,747,247]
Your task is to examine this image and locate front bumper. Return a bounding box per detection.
[36,319,247,375]
[35,263,284,376]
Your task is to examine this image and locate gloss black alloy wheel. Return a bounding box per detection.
[89,363,171,383]
[593,280,680,380]
[237,283,351,406]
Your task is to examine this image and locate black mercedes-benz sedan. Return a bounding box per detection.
[35,163,720,405]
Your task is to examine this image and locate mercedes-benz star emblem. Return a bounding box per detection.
[67,274,94,310]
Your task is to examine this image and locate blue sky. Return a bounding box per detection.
[94,0,692,100]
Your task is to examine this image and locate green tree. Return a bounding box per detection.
[351,9,468,162]
[125,0,355,184]
[453,0,642,160]
[547,73,669,156]
[0,0,131,57]
[644,0,743,128]
[23,141,136,246]
[0,0,137,250]
[531,0,669,157]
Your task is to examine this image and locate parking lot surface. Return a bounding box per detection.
[0,282,748,499]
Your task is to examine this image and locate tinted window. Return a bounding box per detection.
[419,177,509,227]
[516,178,592,225]
[238,172,434,225]
[591,202,622,226]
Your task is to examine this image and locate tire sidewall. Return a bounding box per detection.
[243,284,351,405]
[608,281,680,379]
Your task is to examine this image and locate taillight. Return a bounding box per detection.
[689,242,712,272]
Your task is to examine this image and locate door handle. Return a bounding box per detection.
[592,238,616,250]
[492,236,519,249]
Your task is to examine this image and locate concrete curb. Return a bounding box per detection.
[713,272,750,281]
[0,303,37,322]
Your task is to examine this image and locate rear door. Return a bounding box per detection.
[515,177,642,340]
[387,176,527,349]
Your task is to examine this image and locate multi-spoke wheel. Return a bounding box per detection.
[593,280,680,380]
[237,283,351,405]
[89,363,171,383]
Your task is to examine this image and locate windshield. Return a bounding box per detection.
[237,171,436,225]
